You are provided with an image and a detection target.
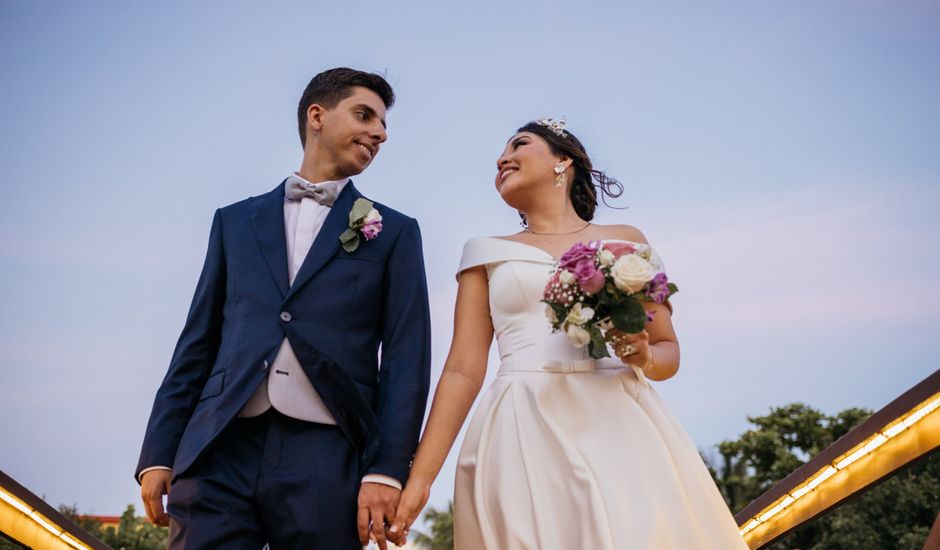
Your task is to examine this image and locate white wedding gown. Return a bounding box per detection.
[453,237,748,550]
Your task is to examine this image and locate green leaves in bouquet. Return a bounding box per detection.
[587,325,610,359]
[610,296,647,334]
[667,282,679,296]
[543,301,568,331]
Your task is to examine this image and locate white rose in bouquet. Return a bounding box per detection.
[610,254,656,293]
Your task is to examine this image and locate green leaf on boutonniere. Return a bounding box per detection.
[588,325,610,359]
[348,198,374,227]
[610,297,647,333]
[340,228,360,253]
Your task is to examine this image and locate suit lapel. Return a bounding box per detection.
[285,180,362,301]
[248,181,290,298]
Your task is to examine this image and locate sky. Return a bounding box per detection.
[1,0,939,524]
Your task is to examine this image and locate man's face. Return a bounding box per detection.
[309,86,388,178]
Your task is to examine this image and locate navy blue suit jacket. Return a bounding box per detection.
[136,181,431,485]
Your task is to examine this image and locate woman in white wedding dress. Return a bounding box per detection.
[388,120,747,549]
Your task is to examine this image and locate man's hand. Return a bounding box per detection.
[140,469,172,526]
[357,482,401,550]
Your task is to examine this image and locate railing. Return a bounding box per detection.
[734,369,940,549]
[0,469,110,550]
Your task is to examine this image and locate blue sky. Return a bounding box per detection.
[1,0,938,521]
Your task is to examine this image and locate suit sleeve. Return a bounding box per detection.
[365,217,432,484]
[135,209,228,482]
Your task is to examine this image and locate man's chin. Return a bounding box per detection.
[345,160,371,177]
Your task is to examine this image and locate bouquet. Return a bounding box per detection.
[542,241,678,359]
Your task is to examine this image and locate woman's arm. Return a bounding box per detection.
[605,224,680,381]
[643,302,681,381]
[389,265,495,541]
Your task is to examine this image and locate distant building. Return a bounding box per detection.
[79,515,121,531]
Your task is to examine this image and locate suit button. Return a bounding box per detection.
[280,311,292,322]
[262,360,269,371]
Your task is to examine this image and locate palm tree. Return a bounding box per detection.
[411,501,454,550]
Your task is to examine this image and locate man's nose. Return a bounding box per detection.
[371,123,387,144]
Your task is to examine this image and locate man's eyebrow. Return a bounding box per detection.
[355,103,387,129]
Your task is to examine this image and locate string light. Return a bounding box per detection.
[0,489,31,515]
[739,393,940,537]
[29,510,63,536]
[60,533,88,550]
[0,486,92,549]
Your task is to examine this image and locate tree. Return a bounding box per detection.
[58,503,103,538]
[412,501,454,550]
[0,535,25,550]
[707,402,940,549]
[59,503,168,550]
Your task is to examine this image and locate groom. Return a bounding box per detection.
[136,67,431,549]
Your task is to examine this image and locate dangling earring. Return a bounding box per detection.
[554,164,566,188]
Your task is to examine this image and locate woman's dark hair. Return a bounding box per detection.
[516,121,623,223]
[297,68,395,148]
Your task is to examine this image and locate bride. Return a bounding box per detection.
[388,119,747,549]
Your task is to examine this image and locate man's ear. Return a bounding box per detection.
[307,103,327,132]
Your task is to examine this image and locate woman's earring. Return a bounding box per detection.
[554,164,566,188]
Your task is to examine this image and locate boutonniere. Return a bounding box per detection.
[340,198,383,253]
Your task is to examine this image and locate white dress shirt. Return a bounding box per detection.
[140,173,400,490]
[238,175,347,423]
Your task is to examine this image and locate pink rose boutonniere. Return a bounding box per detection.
[340,198,383,252]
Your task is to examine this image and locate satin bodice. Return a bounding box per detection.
[457,237,665,372]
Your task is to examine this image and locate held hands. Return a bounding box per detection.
[140,469,172,527]
[357,482,402,550]
[605,328,652,370]
[386,480,431,547]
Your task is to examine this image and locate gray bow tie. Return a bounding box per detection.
[285,176,339,206]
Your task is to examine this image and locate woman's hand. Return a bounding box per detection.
[386,479,431,546]
[604,328,652,370]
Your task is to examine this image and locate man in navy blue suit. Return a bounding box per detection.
[136,68,431,549]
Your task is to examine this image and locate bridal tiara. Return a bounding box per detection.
[536,116,568,137]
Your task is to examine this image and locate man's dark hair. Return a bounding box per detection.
[297,68,395,148]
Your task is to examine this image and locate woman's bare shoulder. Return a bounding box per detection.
[594,223,648,244]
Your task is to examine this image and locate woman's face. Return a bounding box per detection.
[495,131,561,206]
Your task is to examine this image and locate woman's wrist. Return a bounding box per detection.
[643,345,655,373]
[407,467,436,489]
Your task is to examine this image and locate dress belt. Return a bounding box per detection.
[498,355,650,388]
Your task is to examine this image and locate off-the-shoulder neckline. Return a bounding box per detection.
[483,236,648,263]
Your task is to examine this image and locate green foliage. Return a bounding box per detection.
[412,501,454,550]
[588,325,610,359]
[708,402,939,549]
[0,535,26,549]
[610,295,647,334]
[59,503,169,550]
[59,502,103,535]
